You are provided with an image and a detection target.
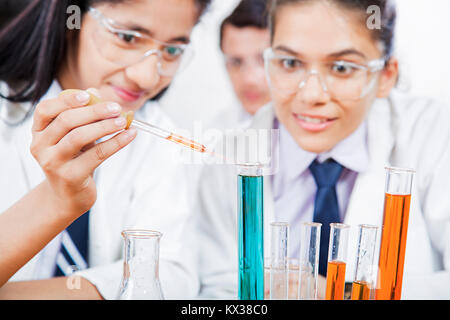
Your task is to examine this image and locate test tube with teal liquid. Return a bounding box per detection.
[237,163,265,300]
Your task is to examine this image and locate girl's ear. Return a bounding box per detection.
[376,57,399,99]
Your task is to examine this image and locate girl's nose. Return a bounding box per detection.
[125,54,161,91]
[298,71,330,106]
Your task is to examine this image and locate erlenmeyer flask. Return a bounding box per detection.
[117,229,164,300]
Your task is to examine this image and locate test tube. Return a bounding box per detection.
[351,224,378,300]
[376,167,415,300]
[325,223,350,300]
[298,222,321,300]
[237,163,264,300]
[269,222,289,300]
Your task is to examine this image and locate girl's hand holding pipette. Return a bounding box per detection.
[30,89,137,220]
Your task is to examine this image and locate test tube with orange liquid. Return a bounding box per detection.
[376,167,415,300]
[325,223,350,300]
[351,224,378,300]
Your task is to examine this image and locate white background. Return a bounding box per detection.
[160,0,450,130]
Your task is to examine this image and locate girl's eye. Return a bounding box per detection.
[164,46,183,57]
[332,62,356,76]
[116,32,136,44]
[280,58,302,70]
[226,57,242,69]
[163,46,184,60]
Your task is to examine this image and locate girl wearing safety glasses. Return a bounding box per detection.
[196,0,450,299]
[0,0,210,299]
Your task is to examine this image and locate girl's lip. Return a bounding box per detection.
[244,91,262,102]
[112,86,146,102]
[293,113,337,132]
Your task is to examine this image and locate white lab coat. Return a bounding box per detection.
[0,82,199,299]
[195,89,450,300]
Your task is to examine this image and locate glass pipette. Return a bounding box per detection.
[122,111,208,153]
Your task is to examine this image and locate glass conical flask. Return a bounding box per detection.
[117,229,164,300]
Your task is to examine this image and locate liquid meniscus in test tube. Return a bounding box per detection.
[352,281,371,300]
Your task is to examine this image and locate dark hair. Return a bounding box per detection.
[0,0,211,105]
[220,0,269,49]
[268,0,397,58]
[0,0,30,29]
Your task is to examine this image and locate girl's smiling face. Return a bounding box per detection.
[58,0,200,112]
[269,1,398,153]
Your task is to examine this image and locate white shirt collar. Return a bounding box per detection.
[277,119,369,182]
[317,121,369,172]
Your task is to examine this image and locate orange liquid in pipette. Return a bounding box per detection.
[166,134,229,163]
[325,261,346,300]
[376,193,411,300]
[351,281,371,300]
[167,134,207,153]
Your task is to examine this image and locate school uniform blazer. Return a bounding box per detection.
[195,89,450,300]
[0,82,199,299]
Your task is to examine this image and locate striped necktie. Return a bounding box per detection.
[309,159,343,277]
[54,211,89,276]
